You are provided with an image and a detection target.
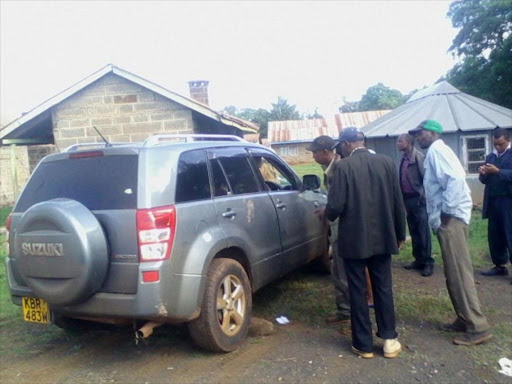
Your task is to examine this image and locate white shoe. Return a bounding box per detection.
[383,338,401,358]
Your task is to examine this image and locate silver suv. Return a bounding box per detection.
[5,135,328,352]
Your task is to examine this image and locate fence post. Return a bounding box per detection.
[10,144,18,201]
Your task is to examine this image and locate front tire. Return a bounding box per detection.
[188,258,252,352]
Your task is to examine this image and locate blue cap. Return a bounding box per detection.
[337,127,365,144]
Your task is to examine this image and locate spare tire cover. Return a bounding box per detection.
[14,198,109,306]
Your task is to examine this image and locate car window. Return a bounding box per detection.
[208,148,260,195]
[249,150,299,191]
[175,150,211,203]
[15,155,138,212]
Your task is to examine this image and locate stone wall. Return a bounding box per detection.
[0,145,30,205]
[272,142,313,165]
[51,74,195,149]
[28,145,57,173]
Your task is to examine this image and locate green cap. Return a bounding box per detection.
[409,120,443,135]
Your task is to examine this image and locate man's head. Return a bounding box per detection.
[307,135,336,166]
[335,127,365,158]
[396,134,414,152]
[492,127,510,154]
[408,120,443,149]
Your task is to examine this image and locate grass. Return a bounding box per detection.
[291,162,324,181]
[0,206,12,227]
[253,269,333,326]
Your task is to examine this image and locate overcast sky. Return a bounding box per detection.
[0,1,459,125]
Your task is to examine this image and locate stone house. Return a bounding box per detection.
[0,64,258,205]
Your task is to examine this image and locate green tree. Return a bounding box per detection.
[224,97,303,138]
[338,98,360,113]
[223,105,271,137]
[358,83,405,111]
[445,0,512,108]
[268,97,301,121]
[306,109,324,119]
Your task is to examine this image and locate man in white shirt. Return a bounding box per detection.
[409,120,492,346]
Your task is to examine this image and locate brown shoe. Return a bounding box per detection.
[440,319,466,332]
[453,331,493,346]
[326,314,350,324]
[339,323,351,336]
[352,346,374,359]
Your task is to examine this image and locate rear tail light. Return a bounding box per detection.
[5,214,11,232]
[69,151,104,159]
[136,205,176,262]
[142,271,160,283]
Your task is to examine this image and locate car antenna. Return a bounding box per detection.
[92,125,112,147]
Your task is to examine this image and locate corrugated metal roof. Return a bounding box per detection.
[268,111,390,144]
[335,110,391,130]
[362,81,512,138]
[267,118,338,143]
[0,64,259,142]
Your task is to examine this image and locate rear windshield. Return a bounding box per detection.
[15,155,138,212]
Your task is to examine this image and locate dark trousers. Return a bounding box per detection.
[404,195,433,266]
[488,196,512,266]
[343,254,397,352]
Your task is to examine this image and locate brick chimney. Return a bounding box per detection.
[188,80,209,105]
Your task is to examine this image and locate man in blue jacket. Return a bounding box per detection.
[479,127,512,282]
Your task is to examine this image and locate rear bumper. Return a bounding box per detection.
[7,258,205,322]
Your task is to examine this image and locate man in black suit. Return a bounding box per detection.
[326,127,406,359]
[479,127,512,282]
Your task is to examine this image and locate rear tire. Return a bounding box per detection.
[188,258,252,352]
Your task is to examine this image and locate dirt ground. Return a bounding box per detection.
[0,265,510,384]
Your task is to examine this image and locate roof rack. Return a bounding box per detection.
[143,134,246,147]
[62,142,134,153]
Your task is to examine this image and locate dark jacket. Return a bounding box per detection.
[399,147,425,200]
[326,148,406,260]
[479,148,512,219]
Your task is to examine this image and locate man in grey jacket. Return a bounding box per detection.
[397,134,433,276]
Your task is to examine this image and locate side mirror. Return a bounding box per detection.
[303,174,321,190]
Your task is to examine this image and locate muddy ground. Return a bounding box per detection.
[0,265,510,384]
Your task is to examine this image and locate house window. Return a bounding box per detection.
[463,135,489,174]
[279,145,298,157]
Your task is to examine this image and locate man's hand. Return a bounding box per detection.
[483,164,500,174]
[398,241,404,250]
[478,165,487,175]
[441,213,452,227]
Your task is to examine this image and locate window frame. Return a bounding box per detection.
[247,148,302,192]
[206,146,263,198]
[462,134,490,175]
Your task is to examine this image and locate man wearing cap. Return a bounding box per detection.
[479,127,512,281]
[409,119,492,346]
[326,127,406,359]
[396,133,434,277]
[308,136,350,327]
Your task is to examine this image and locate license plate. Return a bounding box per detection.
[22,297,50,324]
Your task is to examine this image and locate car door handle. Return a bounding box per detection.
[275,201,286,210]
[222,210,237,218]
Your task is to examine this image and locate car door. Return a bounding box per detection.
[248,148,325,274]
[207,147,282,290]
